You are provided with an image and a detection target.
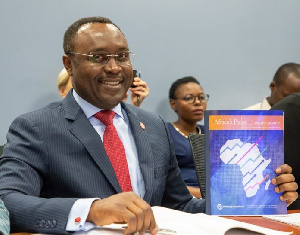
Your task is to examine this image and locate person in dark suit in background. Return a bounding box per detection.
[245,63,300,110]
[0,16,298,235]
[271,93,300,209]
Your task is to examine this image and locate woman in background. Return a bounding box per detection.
[57,68,73,98]
[168,76,209,198]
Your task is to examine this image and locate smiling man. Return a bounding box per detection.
[0,17,298,235]
[64,22,133,110]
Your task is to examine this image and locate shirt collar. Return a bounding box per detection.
[72,89,124,120]
[262,97,271,109]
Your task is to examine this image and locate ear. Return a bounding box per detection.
[63,54,73,76]
[269,81,276,91]
[169,99,177,111]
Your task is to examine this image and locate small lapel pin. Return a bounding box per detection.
[140,122,146,130]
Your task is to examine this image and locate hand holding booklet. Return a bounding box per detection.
[72,206,291,235]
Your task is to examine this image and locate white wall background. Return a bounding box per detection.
[1,0,300,144]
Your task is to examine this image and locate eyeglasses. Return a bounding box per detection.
[175,94,209,104]
[66,51,135,66]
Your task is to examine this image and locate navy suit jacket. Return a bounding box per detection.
[0,92,205,234]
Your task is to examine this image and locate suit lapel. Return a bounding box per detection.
[63,93,122,193]
[122,104,155,203]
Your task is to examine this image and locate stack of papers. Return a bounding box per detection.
[73,206,292,235]
[263,213,300,227]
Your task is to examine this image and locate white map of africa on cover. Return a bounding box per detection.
[220,138,271,197]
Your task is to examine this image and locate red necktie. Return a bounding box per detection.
[94,110,132,192]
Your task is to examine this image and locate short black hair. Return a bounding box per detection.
[63,16,123,53]
[169,76,200,99]
[273,62,300,86]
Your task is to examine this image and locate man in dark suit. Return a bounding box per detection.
[271,93,300,209]
[0,16,298,234]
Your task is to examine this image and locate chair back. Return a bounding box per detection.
[0,145,3,156]
[188,133,206,198]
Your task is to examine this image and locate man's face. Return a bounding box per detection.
[64,23,133,110]
[269,73,300,106]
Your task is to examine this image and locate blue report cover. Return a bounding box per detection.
[205,110,287,215]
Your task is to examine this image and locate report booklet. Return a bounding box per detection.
[205,110,287,215]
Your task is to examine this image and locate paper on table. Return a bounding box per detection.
[263,213,300,227]
[74,224,123,235]
[152,206,291,235]
[71,206,292,235]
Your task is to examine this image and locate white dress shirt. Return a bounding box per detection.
[66,90,145,231]
[244,97,271,110]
